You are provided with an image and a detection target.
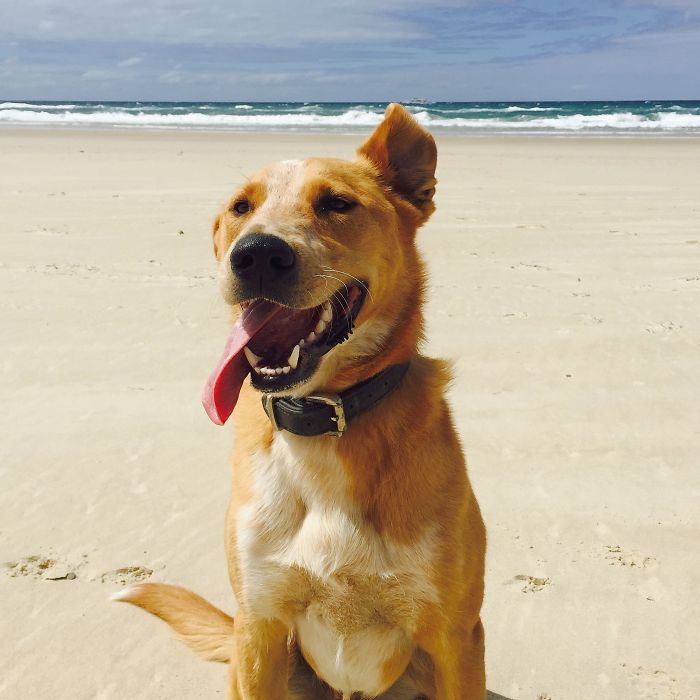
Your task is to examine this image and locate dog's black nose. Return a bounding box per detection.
[230,234,296,285]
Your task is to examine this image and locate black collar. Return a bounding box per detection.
[261,362,410,437]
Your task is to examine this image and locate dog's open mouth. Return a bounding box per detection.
[202,285,366,425]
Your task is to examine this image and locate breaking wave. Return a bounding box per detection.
[0,107,383,128]
[2,102,700,133]
[0,102,78,110]
[417,111,700,131]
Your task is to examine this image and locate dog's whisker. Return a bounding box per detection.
[324,290,346,333]
[313,274,352,336]
[320,268,371,333]
[322,267,374,304]
[313,274,354,335]
[313,274,350,331]
[303,288,316,311]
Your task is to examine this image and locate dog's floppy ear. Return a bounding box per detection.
[357,103,437,220]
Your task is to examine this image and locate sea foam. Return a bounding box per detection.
[0,107,384,128]
[2,102,700,133]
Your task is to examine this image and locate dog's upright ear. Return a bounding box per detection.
[357,103,437,222]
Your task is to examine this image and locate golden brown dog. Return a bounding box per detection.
[114,104,486,699]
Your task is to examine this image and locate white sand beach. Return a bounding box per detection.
[1,128,699,699]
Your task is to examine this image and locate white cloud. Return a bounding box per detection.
[81,68,120,81]
[118,56,142,67]
[158,70,182,84]
[624,0,700,13]
[1,0,697,100]
[615,26,700,44]
[2,0,446,48]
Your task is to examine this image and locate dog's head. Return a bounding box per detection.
[203,104,437,424]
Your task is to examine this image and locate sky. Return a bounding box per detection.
[1,0,699,101]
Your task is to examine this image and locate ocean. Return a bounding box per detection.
[2,100,700,135]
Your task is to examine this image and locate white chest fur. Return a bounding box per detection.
[235,432,438,697]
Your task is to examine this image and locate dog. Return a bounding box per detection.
[114,103,486,699]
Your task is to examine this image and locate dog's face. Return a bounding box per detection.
[211,105,437,398]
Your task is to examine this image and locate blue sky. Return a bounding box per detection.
[1,0,699,101]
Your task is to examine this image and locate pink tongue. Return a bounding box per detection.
[202,301,282,425]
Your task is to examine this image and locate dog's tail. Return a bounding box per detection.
[112,583,235,663]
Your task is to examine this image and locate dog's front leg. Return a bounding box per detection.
[229,613,289,700]
[422,619,485,700]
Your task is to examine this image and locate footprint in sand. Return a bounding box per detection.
[644,321,683,335]
[510,574,552,593]
[4,554,80,581]
[511,262,552,271]
[28,226,70,236]
[37,263,100,277]
[100,566,153,585]
[604,545,657,569]
[623,664,678,700]
[576,313,603,325]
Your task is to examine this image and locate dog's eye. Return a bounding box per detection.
[320,196,356,214]
[232,200,251,215]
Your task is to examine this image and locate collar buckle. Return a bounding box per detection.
[261,363,409,437]
[262,395,280,431]
[305,393,347,436]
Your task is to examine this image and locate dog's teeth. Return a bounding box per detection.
[282,366,290,374]
[243,346,261,368]
[275,367,283,375]
[307,331,317,343]
[321,307,333,323]
[288,345,300,369]
[299,338,305,348]
[254,366,262,374]
[314,319,326,334]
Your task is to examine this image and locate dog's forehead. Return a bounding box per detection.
[252,157,362,199]
[260,158,304,193]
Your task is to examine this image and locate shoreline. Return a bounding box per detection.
[4,124,700,140]
[4,99,700,137]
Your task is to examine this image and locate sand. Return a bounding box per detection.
[1,128,699,700]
